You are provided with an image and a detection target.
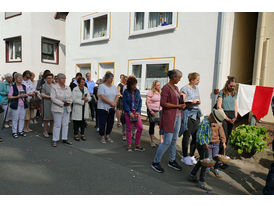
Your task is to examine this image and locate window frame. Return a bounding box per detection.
[5,12,22,20]
[41,37,60,65]
[128,57,175,93]
[4,36,22,63]
[129,12,178,36]
[98,62,115,82]
[81,12,111,44]
[75,63,92,78]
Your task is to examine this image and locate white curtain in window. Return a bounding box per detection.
[134,12,144,31]
[148,12,160,28]
[9,41,14,60]
[14,40,21,59]
[42,43,54,55]
[84,19,90,40]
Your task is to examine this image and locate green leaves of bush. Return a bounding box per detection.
[230,124,269,155]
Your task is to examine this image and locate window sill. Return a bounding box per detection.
[129,25,176,37]
[42,60,58,65]
[6,60,22,63]
[81,36,109,44]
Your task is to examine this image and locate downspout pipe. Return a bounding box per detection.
[252,13,266,86]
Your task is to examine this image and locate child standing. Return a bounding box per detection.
[189,109,227,191]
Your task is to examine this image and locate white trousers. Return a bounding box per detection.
[2,104,12,121]
[11,106,26,134]
[52,111,70,141]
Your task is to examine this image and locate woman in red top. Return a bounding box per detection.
[151,69,186,173]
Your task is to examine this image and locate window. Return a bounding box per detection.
[41,37,59,64]
[130,12,177,36]
[5,36,22,63]
[128,57,175,92]
[5,12,22,19]
[132,65,142,89]
[81,12,110,43]
[145,64,169,90]
[76,63,91,78]
[98,62,115,81]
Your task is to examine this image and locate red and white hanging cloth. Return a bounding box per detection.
[237,84,274,119]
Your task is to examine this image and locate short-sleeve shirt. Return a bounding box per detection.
[8,85,24,107]
[218,90,237,111]
[97,83,118,111]
[181,85,200,109]
[146,90,161,111]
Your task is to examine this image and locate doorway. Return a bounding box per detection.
[230,12,258,85]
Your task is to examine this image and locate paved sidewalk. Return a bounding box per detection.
[0,117,247,195]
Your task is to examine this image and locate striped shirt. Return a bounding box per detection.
[196,116,212,145]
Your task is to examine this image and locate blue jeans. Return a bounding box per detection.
[154,116,181,163]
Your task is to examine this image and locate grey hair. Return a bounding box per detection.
[103,72,114,83]
[14,73,22,80]
[56,73,66,79]
[167,69,182,80]
[4,73,12,79]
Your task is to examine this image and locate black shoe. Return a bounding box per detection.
[168,160,182,171]
[0,137,3,142]
[12,133,19,138]
[48,132,53,136]
[188,174,198,182]
[219,162,229,169]
[18,132,26,137]
[151,162,164,173]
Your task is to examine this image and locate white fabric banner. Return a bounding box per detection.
[237,84,256,117]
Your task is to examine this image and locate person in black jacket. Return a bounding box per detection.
[263,162,274,195]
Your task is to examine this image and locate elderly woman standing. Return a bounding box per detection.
[123,75,144,152]
[151,69,185,173]
[72,77,91,141]
[8,73,29,138]
[0,73,13,128]
[97,72,119,144]
[40,73,54,137]
[50,73,73,147]
[146,80,164,147]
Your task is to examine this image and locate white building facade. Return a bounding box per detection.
[65,12,220,115]
[0,12,66,77]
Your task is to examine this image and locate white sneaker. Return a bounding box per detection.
[181,156,193,166]
[190,156,198,165]
[4,124,9,128]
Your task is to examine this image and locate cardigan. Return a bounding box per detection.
[50,83,73,113]
[159,84,182,133]
[71,86,91,120]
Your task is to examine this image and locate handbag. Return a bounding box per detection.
[148,110,160,123]
[29,94,41,109]
[129,93,139,122]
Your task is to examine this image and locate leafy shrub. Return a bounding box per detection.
[230,124,269,155]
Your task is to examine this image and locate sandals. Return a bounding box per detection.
[81,135,86,141]
[134,145,145,152]
[52,141,57,147]
[62,140,73,145]
[100,138,106,144]
[12,133,19,139]
[18,132,26,137]
[127,145,133,152]
[106,137,114,143]
[117,122,122,127]
[74,135,80,141]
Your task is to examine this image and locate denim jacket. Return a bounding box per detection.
[123,89,142,114]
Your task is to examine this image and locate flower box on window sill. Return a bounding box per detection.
[129,24,176,37]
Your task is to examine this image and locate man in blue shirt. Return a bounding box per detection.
[86,73,96,120]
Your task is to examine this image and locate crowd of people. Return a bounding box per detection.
[0,68,239,192]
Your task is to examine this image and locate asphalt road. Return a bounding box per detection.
[0,115,247,195]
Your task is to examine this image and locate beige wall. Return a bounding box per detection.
[260,13,274,123]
